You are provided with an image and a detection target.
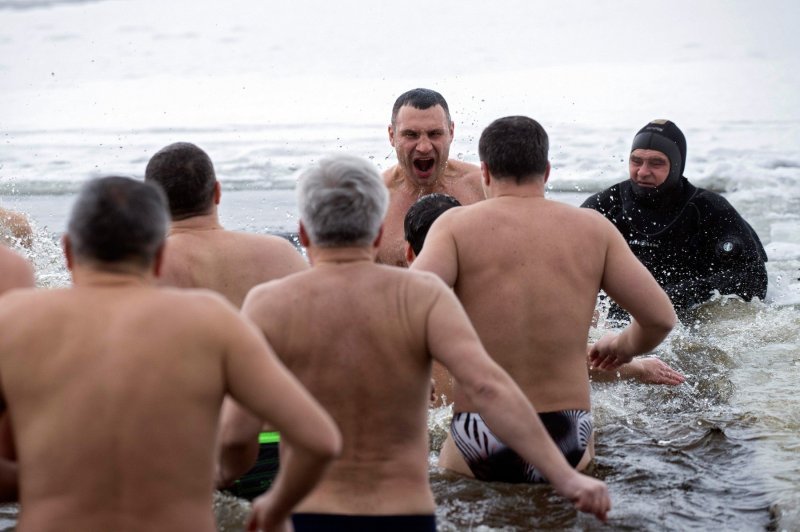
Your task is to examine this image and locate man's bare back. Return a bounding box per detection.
[243,258,444,514]
[418,197,672,412]
[161,220,307,308]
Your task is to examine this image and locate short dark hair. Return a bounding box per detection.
[404,193,462,255]
[68,176,168,269]
[391,88,452,126]
[478,116,549,183]
[144,142,217,221]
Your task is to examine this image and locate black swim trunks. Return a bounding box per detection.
[292,513,436,532]
[450,410,593,483]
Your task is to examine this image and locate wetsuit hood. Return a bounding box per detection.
[629,119,687,202]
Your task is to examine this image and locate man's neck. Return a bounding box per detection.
[307,245,376,266]
[70,264,154,288]
[487,178,546,199]
[169,211,223,234]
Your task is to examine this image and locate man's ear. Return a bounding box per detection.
[388,124,396,147]
[298,222,311,248]
[62,234,74,271]
[152,243,166,278]
[480,161,491,187]
[213,181,221,205]
[372,225,384,249]
[405,242,416,266]
[543,161,551,184]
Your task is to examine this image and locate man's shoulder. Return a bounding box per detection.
[382,165,405,190]
[446,159,481,177]
[232,231,300,254]
[171,229,302,261]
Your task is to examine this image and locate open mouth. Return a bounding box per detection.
[414,158,435,173]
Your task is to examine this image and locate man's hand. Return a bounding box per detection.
[626,357,685,385]
[247,491,292,532]
[587,332,631,370]
[590,355,685,385]
[552,472,611,522]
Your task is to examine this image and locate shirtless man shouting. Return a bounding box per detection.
[377,88,485,266]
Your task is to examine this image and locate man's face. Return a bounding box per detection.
[629,148,671,187]
[389,104,454,187]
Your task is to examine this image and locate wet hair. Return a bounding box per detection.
[391,88,452,126]
[296,154,388,248]
[478,116,549,184]
[404,193,462,256]
[144,142,217,221]
[67,176,169,269]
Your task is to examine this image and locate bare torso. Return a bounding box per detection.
[159,226,308,307]
[0,285,241,531]
[244,255,445,514]
[0,270,336,532]
[413,191,669,414]
[445,198,609,413]
[377,160,484,266]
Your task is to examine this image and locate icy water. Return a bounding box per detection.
[2,0,800,530]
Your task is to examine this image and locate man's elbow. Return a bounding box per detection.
[458,369,505,406]
[309,423,343,462]
[651,308,677,338]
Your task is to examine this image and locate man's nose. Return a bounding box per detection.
[416,135,432,152]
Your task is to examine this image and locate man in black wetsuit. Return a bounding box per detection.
[581,119,768,321]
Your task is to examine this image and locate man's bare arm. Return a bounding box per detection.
[422,277,610,521]
[590,216,676,370]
